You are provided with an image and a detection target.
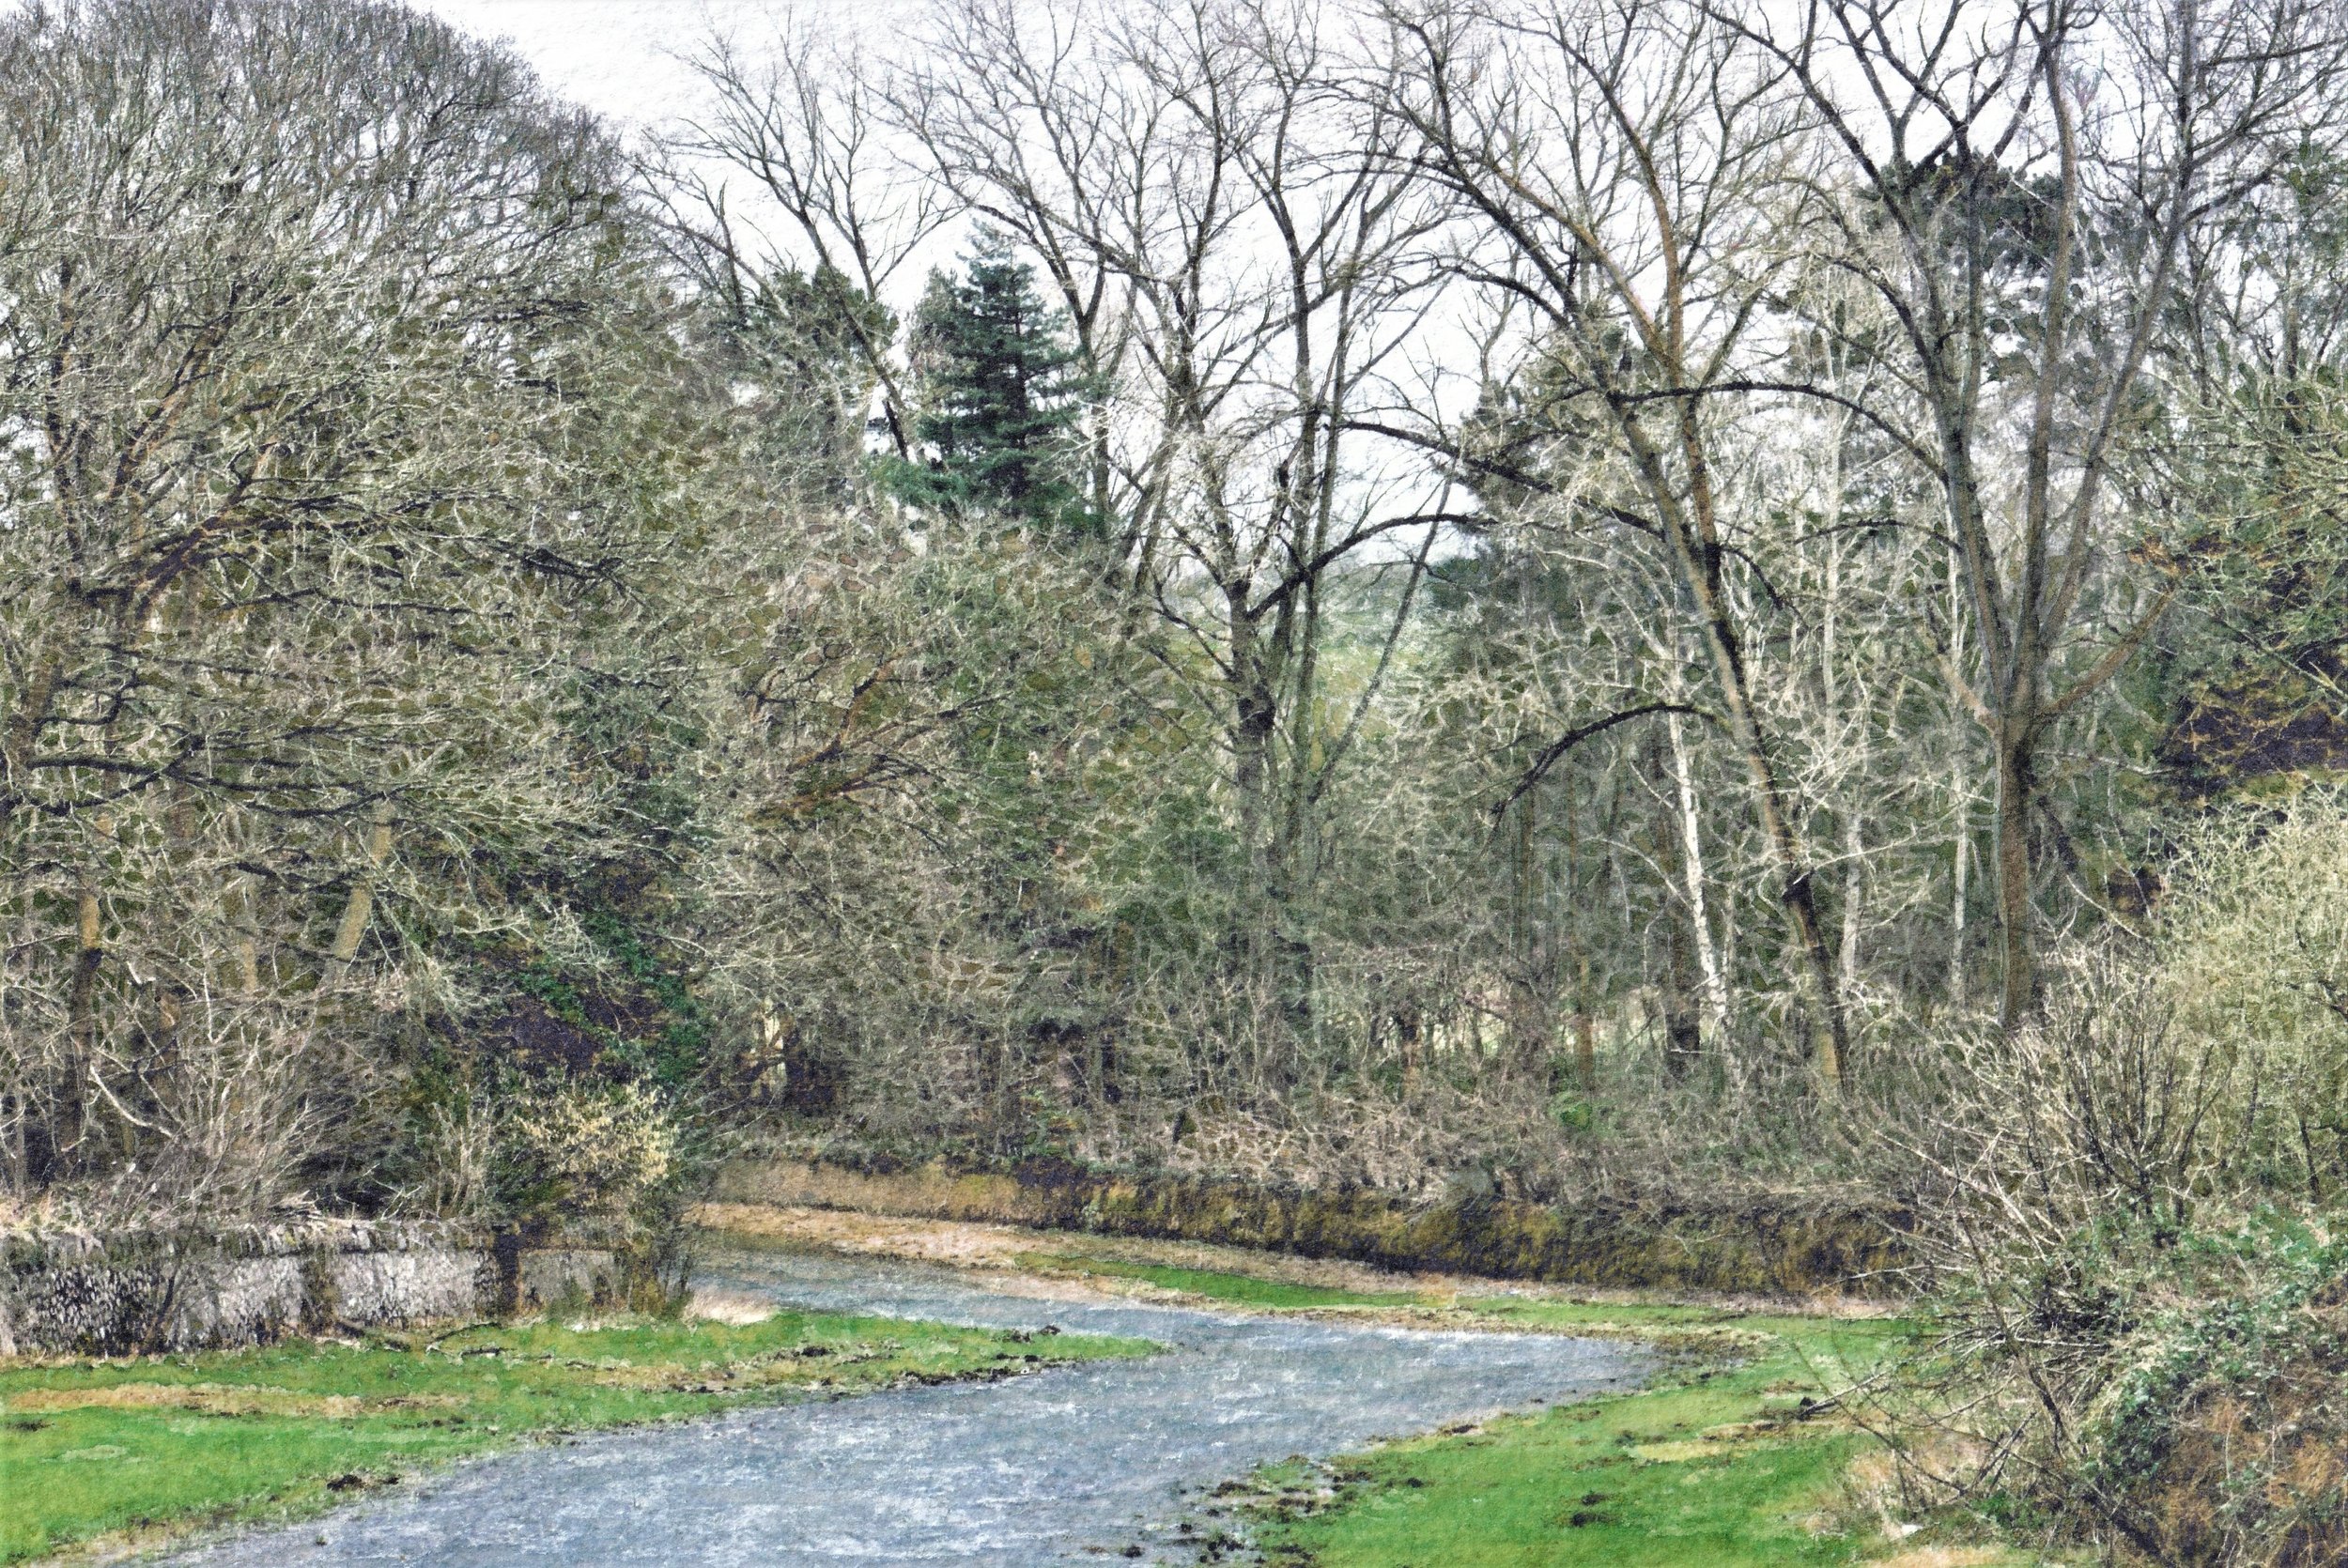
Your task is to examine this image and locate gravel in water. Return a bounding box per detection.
[166,1244,1648,1565]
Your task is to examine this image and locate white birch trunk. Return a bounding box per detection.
[1665,703,1730,1044]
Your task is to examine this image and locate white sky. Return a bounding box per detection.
[414,1,963,295]
[412,1,913,129]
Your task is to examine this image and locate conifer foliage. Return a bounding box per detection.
[890,233,1095,534]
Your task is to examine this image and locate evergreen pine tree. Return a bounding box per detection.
[890,231,1097,535]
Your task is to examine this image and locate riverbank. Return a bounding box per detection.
[163,1240,1641,1565]
[701,1205,2046,1566]
[715,1154,1913,1297]
[0,1302,1148,1565]
[1004,1246,2043,1564]
[5,1207,2024,1567]
[693,1199,1893,1335]
[1235,1304,2037,1568]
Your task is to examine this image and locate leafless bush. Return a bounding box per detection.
[1864,804,2348,1560]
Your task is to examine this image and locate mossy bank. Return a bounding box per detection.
[715,1155,1913,1297]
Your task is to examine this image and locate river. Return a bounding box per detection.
[165,1240,1647,1565]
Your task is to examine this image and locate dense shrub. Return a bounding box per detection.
[1911,797,2348,1562]
[2155,796,2348,1196]
[2081,1218,2348,1566]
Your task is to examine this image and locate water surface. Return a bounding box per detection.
[168,1243,1647,1565]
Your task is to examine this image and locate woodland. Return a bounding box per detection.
[7,0,2348,1558]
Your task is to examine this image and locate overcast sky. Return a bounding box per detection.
[412,1,914,129]
[411,1,958,291]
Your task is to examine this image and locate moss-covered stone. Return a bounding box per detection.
[712,1158,1912,1297]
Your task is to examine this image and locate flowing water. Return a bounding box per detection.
[166,1243,1648,1566]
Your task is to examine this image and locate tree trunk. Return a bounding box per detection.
[324,799,395,985]
[63,883,102,1163]
[1573,992,1597,1095]
[1665,706,1729,1045]
[1651,733,1705,1077]
[1994,725,2038,1031]
[1225,576,1287,1081]
[1563,777,1597,1094]
[1841,815,1862,992]
[1507,784,1556,1080]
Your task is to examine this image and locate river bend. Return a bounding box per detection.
[166,1242,1646,1565]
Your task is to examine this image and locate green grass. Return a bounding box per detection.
[1247,1305,1921,1567]
[1010,1251,2042,1566]
[1012,1253,1422,1310]
[0,1310,1151,1564]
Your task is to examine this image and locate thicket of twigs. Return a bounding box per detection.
[1855,801,2348,1564]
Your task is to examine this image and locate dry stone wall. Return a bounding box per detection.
[0,1220,620,1355]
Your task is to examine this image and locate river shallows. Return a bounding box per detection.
[166,1243,1646,1565]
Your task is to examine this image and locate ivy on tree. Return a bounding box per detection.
[889,232,1097,535]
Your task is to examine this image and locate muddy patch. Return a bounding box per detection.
[690,1200,1440,1295]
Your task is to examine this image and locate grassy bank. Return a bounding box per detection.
[1015,1252,2040,1566]
[0,1307,1150,1564]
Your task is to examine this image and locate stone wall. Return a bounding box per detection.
[713,1157,1915,1299]
[0,1220,623,1355]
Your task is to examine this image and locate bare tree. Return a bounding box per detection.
[661,21,950,464]
[1385,0,1856,1085]
[1723,0,2348,1027]
[0,0,683,1214]
[880,0,1466,1076]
